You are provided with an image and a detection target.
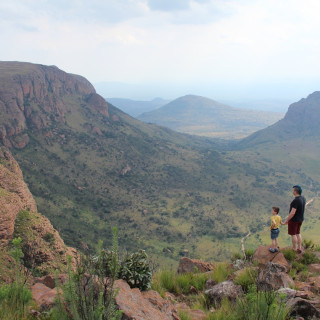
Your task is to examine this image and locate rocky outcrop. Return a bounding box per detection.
[177,257,215,274]
[253,246,289,271]
[0,147,37,246]
[205,280,243,305]
[0,62,109,148]
[256,262,294,291]
[114,280,180,320]
[0,147,75,279]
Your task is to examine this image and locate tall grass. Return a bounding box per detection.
[211,263,233,283]
[0,238,33,320]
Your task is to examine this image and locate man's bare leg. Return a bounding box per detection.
[296,234,302,251]
[291,235,297,251]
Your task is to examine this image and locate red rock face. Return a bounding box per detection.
[0,147,76,278]
[0,62,109,148]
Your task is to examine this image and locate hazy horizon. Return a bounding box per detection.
[2,0,320,111]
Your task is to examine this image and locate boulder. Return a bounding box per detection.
[287,297,320,319]
[205,281,243,305]
[277,288,297,301]
[309,264,320,274]
[253,246,289,271]
[177,257,215,274]
[308,276,320,294]
[114,280,179,320]
[31,283,58,311]
[257,262,294,291]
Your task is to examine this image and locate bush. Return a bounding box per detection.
[244,249,255,261]
[231,252,243,261]
[212,263,233,283]
[300,251,319,265]
[234,268,257,293]
[303,239,316,250]
[0,238,33,319]
[292,261,308,272]
[178,309,192,320]
[119,250,152,291]
[43,232,55,245]
[282,248,296,262]
[235,285,289,320]
[53,227,122,320]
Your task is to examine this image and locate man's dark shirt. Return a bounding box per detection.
[290,195,306,222]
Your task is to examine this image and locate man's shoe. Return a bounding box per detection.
[296,249,302,254]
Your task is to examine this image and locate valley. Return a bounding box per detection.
[0,62,319,268]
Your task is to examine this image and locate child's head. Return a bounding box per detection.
[272,207,280,215]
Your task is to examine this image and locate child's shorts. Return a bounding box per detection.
[271,228,280,240]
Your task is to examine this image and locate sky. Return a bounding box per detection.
[1,0,320,106]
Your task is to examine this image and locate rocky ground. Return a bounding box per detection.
[28,246,320,320]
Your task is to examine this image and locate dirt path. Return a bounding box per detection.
[241,231,252,259]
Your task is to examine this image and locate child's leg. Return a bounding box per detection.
[272,239,276,248]
[275,238,279,248]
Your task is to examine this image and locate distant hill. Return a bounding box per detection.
[106,97,170,117]
[137,95,284,139]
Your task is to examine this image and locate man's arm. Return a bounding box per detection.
[283,208,296,225]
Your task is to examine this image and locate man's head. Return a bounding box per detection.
[293,185,302,196]
[272,207,280,215]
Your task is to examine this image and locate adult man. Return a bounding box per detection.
[282,185,306,253]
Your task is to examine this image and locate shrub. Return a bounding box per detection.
[282,248,296,262]
[0,237,33,319]
[303,239,316,250]
[235,285,289,320]
[178,309,192,320]
[234,268,257,293]
[212,263,233,283]
[158,270,176,293]
[292,261,308,272]
[300,251,319,265]
[119,250,152,291]
[53,227,122,320]
[231,252,243,261]
[43,232,55,245]
[244,249,255,261]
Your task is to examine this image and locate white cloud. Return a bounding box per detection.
[1,0,320,100]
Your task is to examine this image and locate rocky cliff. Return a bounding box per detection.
[0,61,109,148]
[0,146,75,281]
[238,91,320,147]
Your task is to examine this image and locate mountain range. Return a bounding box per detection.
[1,61,319,266]
[137,95,283,139]
[106,97,170,117]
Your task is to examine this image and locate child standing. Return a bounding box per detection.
[269,207,282,253]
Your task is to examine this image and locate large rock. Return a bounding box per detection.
[31,283,58,311]
[309,264,320,274]
[114,280,179,320]
[253,246,289,271]
[177,257,215,274]
[287,297,320,319]
[257,262,294,291]
[205,281,243,305]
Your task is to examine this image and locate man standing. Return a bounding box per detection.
[282,185,306,253]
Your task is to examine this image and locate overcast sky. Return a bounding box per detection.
[1,0,320,103]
